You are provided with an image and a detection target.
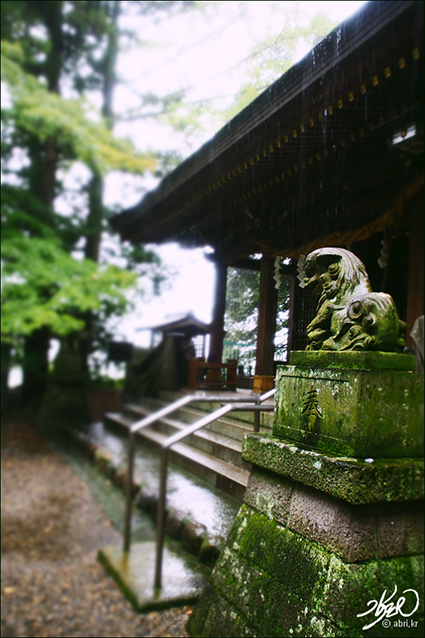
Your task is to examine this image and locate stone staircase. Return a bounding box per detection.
[104,390,274,501]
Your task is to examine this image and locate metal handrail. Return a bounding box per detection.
[123,389,275,552]
[154,388,276,589]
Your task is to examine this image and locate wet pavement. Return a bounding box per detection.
[1,407,245,633]
[49,419,243,612]
[1,417,193,637]
[82,420,242,539]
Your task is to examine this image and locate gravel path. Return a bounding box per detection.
[1,417,192,638]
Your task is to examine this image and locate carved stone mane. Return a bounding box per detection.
[303,247,406,352]
[304,248,371,306]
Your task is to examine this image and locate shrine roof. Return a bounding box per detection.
[112,0,424,260]
[147,313,211,336]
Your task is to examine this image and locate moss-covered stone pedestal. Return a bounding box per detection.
[274,352,422,458]
[188,353,424,637]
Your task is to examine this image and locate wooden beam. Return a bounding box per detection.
[228,257,262,271]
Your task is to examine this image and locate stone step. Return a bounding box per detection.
[121,403,250,470]
[104,412,249,500]
[123,399,258,442]
[156,390,274,431]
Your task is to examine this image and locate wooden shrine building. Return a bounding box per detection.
[112,0,424,391]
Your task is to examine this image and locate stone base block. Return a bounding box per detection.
[188,505,424,637]
[243,466,424,563]
[242,434,424,504]
[188,434,424,637]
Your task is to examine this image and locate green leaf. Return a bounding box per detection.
[1,228,137,342]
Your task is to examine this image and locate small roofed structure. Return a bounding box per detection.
[147,313,210,359]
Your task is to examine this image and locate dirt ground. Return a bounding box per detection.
[1,416,192,638]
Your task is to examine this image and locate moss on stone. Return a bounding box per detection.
[237,511,330,602]
[289,351,415,371]
[211,547,269,629]
[273,365,423,458]
[222,505,251,549]
[319,553,424,631]
[242,435,424,505]
[186,583,216,636]
[188,582,258,637]
[188,503,424,637]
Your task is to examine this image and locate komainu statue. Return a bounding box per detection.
[303,247,406,352]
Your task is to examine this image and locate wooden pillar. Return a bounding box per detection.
[254,254,277,392]
[406,185,424,348]
[209,256,227,362]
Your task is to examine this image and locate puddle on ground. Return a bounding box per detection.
[55,421,241,540]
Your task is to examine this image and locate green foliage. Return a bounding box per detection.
[0,184,83,252]
[87,373,125,391]
[225,267,260,345]
[1,41,156,175]
[0,1,180,385]
[1,211,137,342]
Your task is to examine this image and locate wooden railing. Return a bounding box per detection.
[187,357,237,391]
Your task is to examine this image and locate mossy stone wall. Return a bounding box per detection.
[188,475,424,637]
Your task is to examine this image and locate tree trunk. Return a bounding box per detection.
[85,171,104,262]
[21,1,64,401]
[83,1,121,371]
[84,1,120,264]
[22,327,51,403]
[1,343,12,412]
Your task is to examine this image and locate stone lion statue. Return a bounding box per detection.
[302,247,406,352]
